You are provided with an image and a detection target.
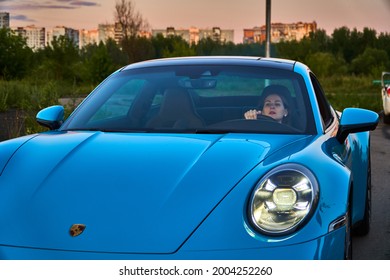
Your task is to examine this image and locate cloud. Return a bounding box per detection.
[55,0,100,7]
[11,14,36,23]
[2,0,100,11]
[70,1,99,7]
[3,3,76,11]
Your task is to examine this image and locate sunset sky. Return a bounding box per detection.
[1,0,390,43]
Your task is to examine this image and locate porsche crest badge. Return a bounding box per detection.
[69,224,86,237]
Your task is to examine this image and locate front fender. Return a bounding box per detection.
[183,135,352,252]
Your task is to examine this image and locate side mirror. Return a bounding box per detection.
[336,108,379,143]
[36,105,64,130]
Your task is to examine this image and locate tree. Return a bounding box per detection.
[330,27,355,63]
[195,38,222,56]
[115,0,149,40]
[306,52,347,77]
[307,29,330,53]
[104,38,128,66]
[329,27,380,65]
[35,35,80,81]
[276,39,307,61]
[377,32,390,58]
[235,43,266,57]
[114,0,151,63]
[350,47,389,77]
[0,28,33,79]
[79,42,115,84]
[361,28,377,49]
[121,36,155,63]
[151,34,194,58]
[78,39,128,84]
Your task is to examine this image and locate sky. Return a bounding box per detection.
[1,0,390,43]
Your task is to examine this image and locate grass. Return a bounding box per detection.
[0,79,93,137]
[321,75,382,112]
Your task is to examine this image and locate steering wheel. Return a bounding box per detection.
[254,114,276,122]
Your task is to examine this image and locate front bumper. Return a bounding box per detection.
[0,227,346,260]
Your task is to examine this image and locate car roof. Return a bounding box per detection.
[121,56,297,72]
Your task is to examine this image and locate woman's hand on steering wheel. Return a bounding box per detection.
[244,109,261,119]
[244,110,275,121]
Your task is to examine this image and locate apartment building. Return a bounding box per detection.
[79,29,99,48]
[98,23,116,44]
[199,27,234,43]
[47,26,79,47]
[152,27,234,45]
[0,12,10,29]
[98,23,127,44]
[244,21,317,43]
[97,22,151,45]
[152,27,192,43]
[13,25,46,50]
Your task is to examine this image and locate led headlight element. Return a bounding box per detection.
[249,164,319,235]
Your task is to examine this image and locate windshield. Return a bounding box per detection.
[62,65,316,134]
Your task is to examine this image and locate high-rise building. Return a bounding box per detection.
[199,27,234,43]
[98,22,151,45]
[152,27,234,45]
[244,21,317,43]
[98,23,116,43]
[0,12,10,29]
[243,27,262,44]
[79,29,98,48]
[153,27,191,43]
[13,25,46,50]
[47,26,79,47]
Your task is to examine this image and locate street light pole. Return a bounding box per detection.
[265,0,271,57]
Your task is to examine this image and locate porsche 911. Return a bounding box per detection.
[0,56,378,259]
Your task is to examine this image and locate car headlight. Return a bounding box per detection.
[249,164,319,236]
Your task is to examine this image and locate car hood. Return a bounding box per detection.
[0,131,310,254]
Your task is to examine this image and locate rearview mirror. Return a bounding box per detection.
[336,108,379,143]
[179,78,217,89]
[36,105,64,130]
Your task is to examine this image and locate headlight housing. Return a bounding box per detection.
[249,164,319,236]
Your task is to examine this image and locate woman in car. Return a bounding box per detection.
[244,85,290,124]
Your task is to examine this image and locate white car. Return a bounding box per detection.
[382,72,390,124]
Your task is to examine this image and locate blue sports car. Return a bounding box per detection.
[0,56,378,259]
